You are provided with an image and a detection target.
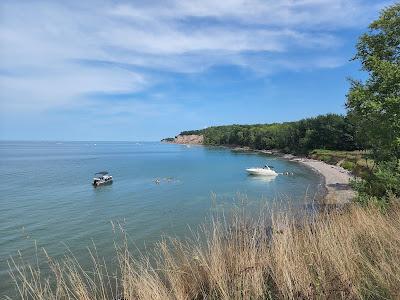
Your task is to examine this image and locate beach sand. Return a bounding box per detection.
[292,158,355,205]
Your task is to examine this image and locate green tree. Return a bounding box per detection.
[346,3,400,162]
[195,114,356,153]
[346,3,400,201]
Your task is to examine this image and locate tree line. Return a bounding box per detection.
[181,114,358,154]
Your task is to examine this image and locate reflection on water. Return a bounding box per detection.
[247,174,278,183]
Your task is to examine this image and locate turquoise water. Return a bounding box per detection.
[0,141,322,296]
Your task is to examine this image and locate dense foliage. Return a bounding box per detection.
[347,3,400,202]
[181,114,358,154]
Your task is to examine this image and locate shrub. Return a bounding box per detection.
[319,155,332,163]
[340,160,355,171]
[352,160,400,205]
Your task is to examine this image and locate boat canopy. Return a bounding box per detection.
[95,171,108,175]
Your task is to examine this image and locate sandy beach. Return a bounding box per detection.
[291,157,355,204]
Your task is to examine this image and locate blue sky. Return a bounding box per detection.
[0,0,395,141]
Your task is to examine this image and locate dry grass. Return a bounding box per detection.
[7,202,400,300]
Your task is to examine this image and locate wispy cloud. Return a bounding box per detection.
[0,0,392,115]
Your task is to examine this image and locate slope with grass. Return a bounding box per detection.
[9,202,400,300]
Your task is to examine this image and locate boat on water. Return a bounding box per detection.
[246,165,278,176]
[92,171,113,187]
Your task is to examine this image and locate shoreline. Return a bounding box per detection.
[230,146,356,205]
[290,157,355,205]
[228,146,355,204]
[168,142,355,204]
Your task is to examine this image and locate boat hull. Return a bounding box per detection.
[246,168,277,176]
[93,180,113,187]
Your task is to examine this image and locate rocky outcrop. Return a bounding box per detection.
[162,134,204,145]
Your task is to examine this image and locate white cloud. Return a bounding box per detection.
[0,64,146,112]
[0,0,392,114]
[110,0,387,29]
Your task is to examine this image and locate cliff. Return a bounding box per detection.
[162,134,204,145]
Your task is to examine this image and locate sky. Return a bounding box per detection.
[0,0,395,141]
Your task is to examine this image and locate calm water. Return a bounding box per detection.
[0,141,322,296]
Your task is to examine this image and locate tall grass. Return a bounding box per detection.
[7,202,400,299]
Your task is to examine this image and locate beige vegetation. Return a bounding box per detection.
[8,201,400,300]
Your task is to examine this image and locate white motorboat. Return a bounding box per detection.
[93,171,113,187]
[246,165,278,176]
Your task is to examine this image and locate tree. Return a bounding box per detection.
[346,3,400,162]
[346,3,400,201]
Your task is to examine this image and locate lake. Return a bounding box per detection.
[0,141,323,296]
